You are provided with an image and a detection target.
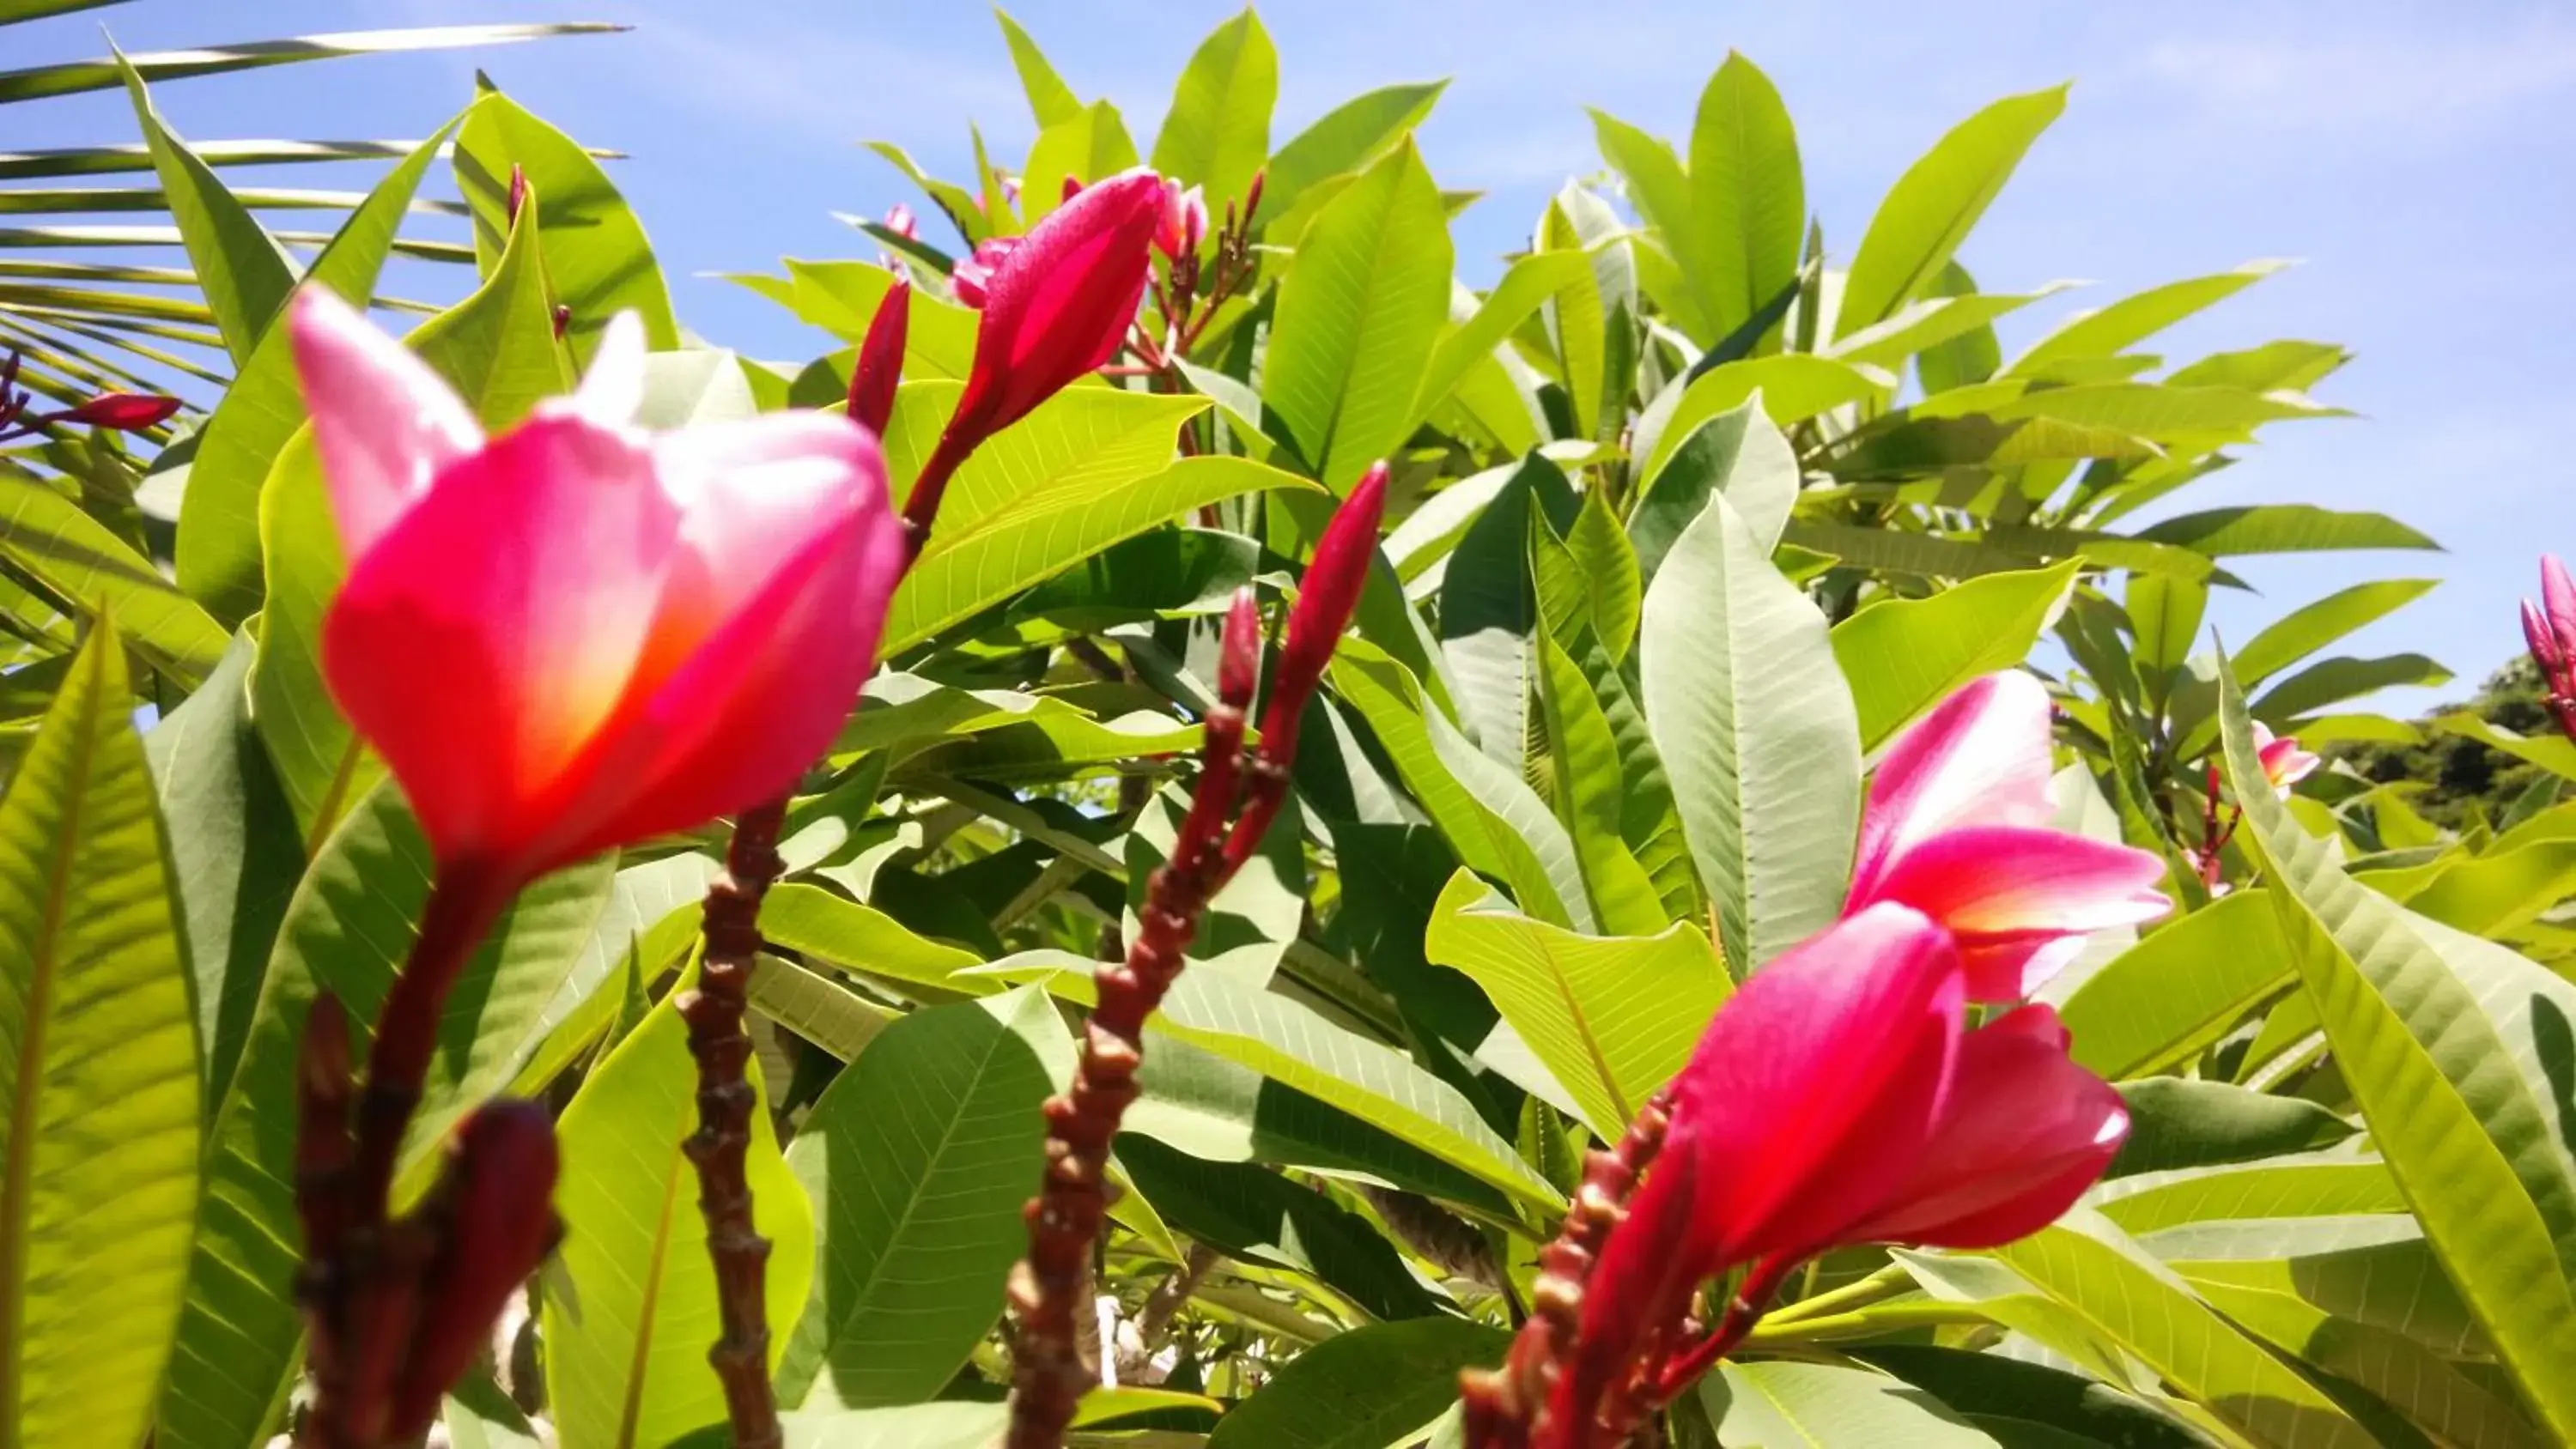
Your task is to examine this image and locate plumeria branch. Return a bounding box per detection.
[1005,464,1388,1449]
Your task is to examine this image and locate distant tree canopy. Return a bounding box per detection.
[2338,656,2565,831]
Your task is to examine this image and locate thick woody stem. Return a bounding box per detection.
[678,797,790,1449]
[1460,1088,1675,1449]
[1006,601,1260,1449]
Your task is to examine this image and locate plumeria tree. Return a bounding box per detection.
[3,9,2575,1449]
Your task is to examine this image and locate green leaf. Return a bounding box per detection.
[1986,1210,2381,1446]
[2196,1276,2547,1449]
[174,122,459,627]
[10,25,618,105]
[2058,890,2292,1080]
[1263,139,1451,489]
[746,955,892,1065]
[153,785,614,1449]
[1425,703,1595,934]
[1831,561,2080,751]
[1836,86,2067,337]
[249,208,581,846]
[143,634,300,1113]
[1534,638,1666,937]
[2433,713,2576,785]
[879,383,1315,646]
[1699,1361,1999,1447]
[112,52,295,365]
[777,988,1067,1408]
[1640,491,1859,971]
[2218,655,2576,1439]
[1425,871,1723,1138]
[0,620,198,1449]
[2232,579,2439,688]
[1205,1318,1510,1449]
[2160,1218,2488,1361]
[2251,653,2451,724]
[1683,52,1803,349]
[2010,261,2287,375]
[759,882,986,994]
[1856,1345,2208,1448]
[2136,505,2439,556]
[2404,837,2576,937]
[1553,494,1643,662]
[2093,1157,2405,1235]
[1411,252,1590,433]
[994,9,1083,127]
[455,86,680,358]
[1118,1135,1444,1322]
[1436,455,1554,769]
[1151,9,1276,212]
[0,464,225,688]
[1023,100,1140,224]
[2110,1078,2354,1178]
[1630,397,1800,582]
[1830,282,2065,373]
[1637,355,1888,482]
[545,979,816,1449]
[1589,108,1703,340]
[1261,82,1447,226]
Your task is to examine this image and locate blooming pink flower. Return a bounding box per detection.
[2250,722,2320,797]
[1844,672,2170,1000]
[1155,180,1208,259]
[1550,905,2125,1438]
[947,236,1020,309]
[883,202,918,241]
[291,288,907,887]
[947,168,1161,444]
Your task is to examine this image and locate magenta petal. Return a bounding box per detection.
[2545,555,2576,649]
[1858,825,2169,997]
[321,414,676,871]
[289,287,481,560]
[1846,1005,2128,1249]
[1850,672,2057,905]
[1548,1143,1724,1444]
[1668,902,1966,1264]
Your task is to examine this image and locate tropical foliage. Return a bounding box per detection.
[3,6,2568,1449]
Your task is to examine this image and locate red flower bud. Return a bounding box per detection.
[947,168,1161,445]
[2526,598,2561,675]
[848,275,909,437]
[386,1100,561,1439]
[1258,459,1388,758]
[1242,167,1267,226]
[1060,174,1085,204]
[1216,585,1260,712]
[506,163,528,230]
[57,391,181,432]
[2544,555,2576,664]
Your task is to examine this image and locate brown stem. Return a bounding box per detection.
[1005,687,1255,1449]
[1116,1243,1221,1381]
[678,797,790,1449]
[1460,1089,1675,1449]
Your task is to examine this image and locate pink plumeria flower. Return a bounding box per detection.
[1154,180,1208,259]
[1843,672,2172,1001]
[290,288,907,888]
[2250,723,2320,797]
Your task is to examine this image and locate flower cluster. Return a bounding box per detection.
[1467,673,2170,1449]
[2524,555,2576,743]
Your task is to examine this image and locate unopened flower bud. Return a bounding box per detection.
[1260,460,1388,758]
[1217,586,1260,712]
[386,1100,560,1439]
[848,276,909,437]
[55,391,181,432]
[506,163,528,230]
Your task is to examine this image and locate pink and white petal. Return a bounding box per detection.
[557,309,647,429]
[289,287,480,560]
[321,414,676,870]
[1957,933,2091,1003]
[1673,902,1966,1263]
[1847,1005,2128,1249]
[1862,826,2172,943]
[535,499,904,867]
[1850,672,2058,903]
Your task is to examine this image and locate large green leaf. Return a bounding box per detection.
[143,634,300,1113]
[1629,397,1800,585]
[1836,86,2066,337]
[173,122,458,629]
[1151,9,1276,212]
[2058,890,2292,1080]
[2232,579,2440,688]
[2010,261,2287,375]
[1699,1361,1998,1447]
[1424,871,1724,1139]
[777,987,1066,1408]
[2111,1078,2354,1177]
[1204,1318,1509,1449]
[2218,657,2576,1439]
[878,382,1314,646]
[1260,82,1447,226]
[455,85,679,359]
[545,979,816,1449]
[1639,490,1859,971]
[1858,1345,2207,1447]
[2251,653,2451,725]
[0,621,198,1449]
[151,785,614,1449]
[993,9,1082,127]
[1589,109,1700,339]
[1987,1211,2381,1446]
[2206,1276,2544,1447]
[2136,505,2437,556]
[1022,101,1140,223]
[2092,1156,2405,1235]
[1410,252,1590,433]
[1831,561,2079,751]
[1534,635,1665,935]
[1682,52,1803,349]
[112,52,295,366]
[1637,355,1887,480]
[1262,139,1451,488]
[0,463,225,687]
[1118,1135,1444,1322]
[250,204,565,846]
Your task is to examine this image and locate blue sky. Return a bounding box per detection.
[21,1,2576,710]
